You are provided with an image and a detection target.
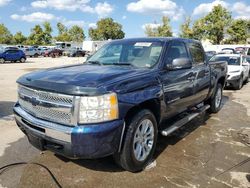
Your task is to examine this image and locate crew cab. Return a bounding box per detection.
[0,49,26,63]
[14,38,227,172]
[210,54,249,89]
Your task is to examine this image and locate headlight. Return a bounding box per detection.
[79,93,118,124]
[229,70,240,73]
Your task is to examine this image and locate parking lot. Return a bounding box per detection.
[0,57,249,188]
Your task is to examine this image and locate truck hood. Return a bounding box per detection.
[17,64,149,95]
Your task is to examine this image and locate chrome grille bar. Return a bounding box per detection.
[18,85,75,126]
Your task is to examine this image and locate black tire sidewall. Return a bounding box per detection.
[210,83,223,113]
[119,109,158,172]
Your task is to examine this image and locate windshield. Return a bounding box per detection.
[87,41,163,68]
[210,56,240,65]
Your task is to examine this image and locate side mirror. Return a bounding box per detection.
[166,58,192,70]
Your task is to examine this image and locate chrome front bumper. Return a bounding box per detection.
[14,105,72,143]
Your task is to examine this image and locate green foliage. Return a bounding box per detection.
[192,18,206,40]
[68,25,85,42]
[179,17,193,39]
[13,31,26,44]
[43,22,53,44]
[145,16,172,37]
[0,23,13,44]
[157,16,172,37]
[144,24,159,37]
[88,18,125,40]
[226,19,249,44]
[55,22,71,42]
[202,5,232,44]
[26,25,44,45]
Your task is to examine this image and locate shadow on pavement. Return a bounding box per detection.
[0,101,15,118]
[55,96,229,172]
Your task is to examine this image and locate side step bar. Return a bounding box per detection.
[161,104,210,136]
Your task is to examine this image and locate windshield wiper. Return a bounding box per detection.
[86,61,103,65]
[112,62,135,67]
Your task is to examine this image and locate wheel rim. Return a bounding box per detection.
[133,119,154,162]
[215,87,222,108]
[21,58,25,63]
[0,58,4,63]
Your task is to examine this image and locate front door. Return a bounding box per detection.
[159,40,196,118]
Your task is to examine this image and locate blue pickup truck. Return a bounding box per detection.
[14,38,227,172]
[0,48,26,63]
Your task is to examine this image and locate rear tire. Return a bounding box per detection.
[20,57,26,63]
[114,109,158,172]
[209,83,223,113]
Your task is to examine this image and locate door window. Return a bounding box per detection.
[188,43,205,65]
[165,41,189,64]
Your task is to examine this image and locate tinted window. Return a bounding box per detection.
[188,43,205,64]
[210,56,240,65]
[166,41,189,64]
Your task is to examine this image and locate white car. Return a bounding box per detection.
[210,54,249,89]
[24,48,40,57]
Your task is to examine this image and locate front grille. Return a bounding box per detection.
[18,85,75,126]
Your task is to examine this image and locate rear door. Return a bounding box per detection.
[187,42,210,103]
[159,40,196,118]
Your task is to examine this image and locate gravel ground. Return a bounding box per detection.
[0,57,249,188]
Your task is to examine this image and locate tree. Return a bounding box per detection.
[43,22,53,44]
[226,19,249,44]
[89,18,125,40]
[144,16,172,37]
[180,17,193,38]
[192,18,206,40]
[157,16,172,37]
[26,25,44,45]
[144,24,159,37]
[13,32,26,44]
[68,25,85,42]
[55,22,71,42]
[0,23,13,44]
[202,5,231,44]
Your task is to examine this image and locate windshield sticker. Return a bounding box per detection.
[134,42,152,47]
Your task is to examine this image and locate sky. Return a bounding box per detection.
[0,0,250,39]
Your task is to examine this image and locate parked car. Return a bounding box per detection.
[14,38,227,172]
[235,47,247,54]
[205,51,216,61]
[68,50,86,57]
[210,54,249,89]
[0,49,26,63]
[219,48,236,54]
[47,49,63,57]
[62,49,73,56]
[24,48,40,57]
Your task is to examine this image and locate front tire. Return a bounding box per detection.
[209,83,223,113]
[235,76,243,90]
[0,58,5,64]
[114,109,158,172]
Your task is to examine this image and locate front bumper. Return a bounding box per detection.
[226,74,241,87]
[14,104,124,159]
